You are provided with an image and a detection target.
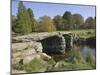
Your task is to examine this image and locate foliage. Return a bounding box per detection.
[85,17,95,29]
[12,15,17,31]
[59,11,74,30]
[13,2,32,34]
[27,8,39,32]
[72,14,84,29]
[12,63,24,70]
[12,2,96,33]
[62,11,71,20]
[12,5,96,33]
[53,15,62,30]
[59,19,68,30]
[38,16,56,32]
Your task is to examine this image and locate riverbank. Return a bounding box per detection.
[12,29,96,74]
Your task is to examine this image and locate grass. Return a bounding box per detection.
[12,63,24,70]
[12,49,96,73]
[50,48,96,71]
[68,29,96,38]
[12,57,56,73]
[57,29,95,38]
[51,61,94,71]
[70,48,96,68]
[24,58,48,73]
[20,29,95,39]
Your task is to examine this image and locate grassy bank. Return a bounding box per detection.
[12,49,96,73]
[12,29,96,73]
[68,29,96,38]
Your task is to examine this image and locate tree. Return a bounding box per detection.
[60,11,73,30]
[85,17,95,29]
[13,2,32,34]
[38,16,56,32]
[59,19,68,30]
[12,15,17,32]
[72,14,84,29]
[62,11,73,24]
[27,8,38,32]
[62,11,71,20]
[53,15,62,30]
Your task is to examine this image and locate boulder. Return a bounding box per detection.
[12,41,43,64]
[12,42,33,52]
[63,34,73,48]
[40,53,51,60]
[41,34,66,54]
[33,41,43,53]
[23,54,41,64]
[12,52,52,64]
[23,53,51,64]
[12,41,43,53]
[12,57,22,64]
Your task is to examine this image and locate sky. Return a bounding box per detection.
[12,0,96,20]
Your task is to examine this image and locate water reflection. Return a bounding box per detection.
[80,45,96,60]
[51,44,96,62]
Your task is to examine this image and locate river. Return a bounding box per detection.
[50,44,96,62]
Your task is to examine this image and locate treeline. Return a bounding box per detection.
[12,2,96,34]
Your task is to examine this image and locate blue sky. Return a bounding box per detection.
[12,0,96,20]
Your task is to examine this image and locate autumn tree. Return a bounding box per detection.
[53,15,62,30]
[13,2,32,34]
[38,16,56,32]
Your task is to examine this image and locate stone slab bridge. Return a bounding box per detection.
[12,32,74,54]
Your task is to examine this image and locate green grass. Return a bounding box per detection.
[12,50,96,73]
[50,48,96,71]
[12,58,56,73]
[57,29,95,38]
[68,29,96,38]
[49,61,94,71]
[24,58,48,73]
[12,63,24,70]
